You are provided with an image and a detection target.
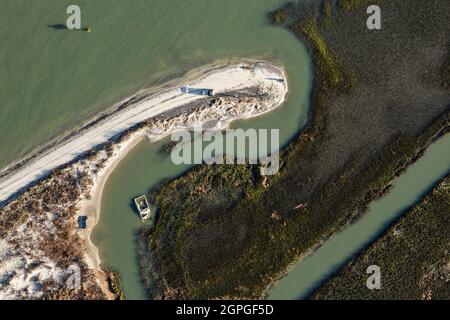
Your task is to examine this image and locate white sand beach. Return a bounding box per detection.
[0,61,287,203]
[0,60,288,298]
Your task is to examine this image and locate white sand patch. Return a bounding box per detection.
[0,60,288,299]
[0,224,68,299]
[0,61,287,203]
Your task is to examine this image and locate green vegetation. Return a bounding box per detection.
[441,58,450,89]
[291,18,354,91]
[107,270,126,300]
[323,0,332,19]
[312,176,450,299]
[271,9,289,25]
[140,164,262,298]
[318,0,333,30]
[139,0,450,299]
[339,0,384,11]
[142,108,448,299]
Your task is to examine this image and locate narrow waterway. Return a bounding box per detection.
[91,0,314,300]
[267,133,450,299]
[91,137,193,299]
[90,0,450,298]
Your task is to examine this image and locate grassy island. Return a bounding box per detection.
[138,0,449,299]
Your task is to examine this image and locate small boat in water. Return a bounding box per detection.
[134,195,151,222]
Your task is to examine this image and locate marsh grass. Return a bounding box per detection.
[138,0,450,299]
[312,176,450,299]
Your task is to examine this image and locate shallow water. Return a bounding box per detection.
[90,0,313,300]
[5,0,447,301]
[267,133,450,299]
[0,0,312,169]
[92,137,193,300]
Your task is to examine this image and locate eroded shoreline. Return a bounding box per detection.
[0,60,288,299]
[0,59,287,205]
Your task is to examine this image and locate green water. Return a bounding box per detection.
[6,0,447,302]
[91,138,193,300]
[0,0,311,169]
[84,0,313,300]
[268,134,450,299]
